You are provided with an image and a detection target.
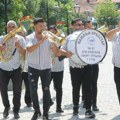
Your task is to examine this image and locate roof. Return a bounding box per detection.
[74,0,96,13]
[74,0,120,13]
[112,0,120,2]
[95,0,120,3]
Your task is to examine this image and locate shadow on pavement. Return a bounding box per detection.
[50,112,66,119]
[19,106,34,113]
[68,115,97,120]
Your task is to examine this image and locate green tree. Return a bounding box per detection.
[0,0,24,34]
[35,0,75,34]
[0,0,38,34]
[22,0,38,17]
[95,0,119,26]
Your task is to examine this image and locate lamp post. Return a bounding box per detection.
[45,1,60,27]
[53,5,61,22]
[66,11,69,35]
[74,4,80,17]
[4,0,9,33]
[66,10,72,35]
[46,0,49,27]
[84,9,91,19]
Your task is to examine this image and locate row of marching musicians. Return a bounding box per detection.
[0,17,120,120]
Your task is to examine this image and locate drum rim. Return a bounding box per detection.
[75,29,108,65]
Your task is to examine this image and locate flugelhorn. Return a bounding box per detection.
[2,24,25,44]
[0,24,26,62]
[0,16,33,62]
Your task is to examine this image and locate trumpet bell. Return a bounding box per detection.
[97,25,109,34]
[43,31,65,45]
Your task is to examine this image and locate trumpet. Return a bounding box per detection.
[97,24,109,34]
[42,31,65,46]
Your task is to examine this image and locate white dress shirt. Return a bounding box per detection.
[112,32,120,68]
[0,34,26,71]
[26,32,53,70]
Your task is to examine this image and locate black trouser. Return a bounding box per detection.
[114,66,120,104]
[28,67,51,116]
[82,64,99,105]
[70,65,92,110]
[22,72,31,105]
[0,67,22,113]
[50,71,63,108]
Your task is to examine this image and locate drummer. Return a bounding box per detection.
[71,18,84,31]
[82,19,99,111]
[60,18,95,118]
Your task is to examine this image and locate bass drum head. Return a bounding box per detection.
[67,31,86,65]
[75,29,107,65]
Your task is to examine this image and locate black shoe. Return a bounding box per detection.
[3,107,10,118]
[56,108,64,113]
[14,113,20,119]
[85,110,95,118]
[92,105,99,111]
[31,112,41,120]
[73,110,78,116]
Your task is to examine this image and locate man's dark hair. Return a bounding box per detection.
[48,25,57,31]
[33,18,45,25]
[71,18,82,25]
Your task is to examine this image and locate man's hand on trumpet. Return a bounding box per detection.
[51,42,72,58]
[58,49,73,58]
[0,43,6,51]
[40,35,48,44]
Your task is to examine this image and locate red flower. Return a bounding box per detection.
[20,16,32,22]
[23,16,27,19]
[29,16,32,19]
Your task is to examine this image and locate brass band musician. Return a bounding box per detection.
[48,25,65,113]
[26,18,72,120]
[0,20,26,119]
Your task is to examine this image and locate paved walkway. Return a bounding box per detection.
[0,42,120,120]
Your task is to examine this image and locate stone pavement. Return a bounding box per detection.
[0,42,120,120]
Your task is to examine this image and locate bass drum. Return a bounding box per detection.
[67,29,107,65]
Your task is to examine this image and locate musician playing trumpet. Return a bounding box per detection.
[48,25,65,113]
[0,20,26,119]
[26,17,72,120]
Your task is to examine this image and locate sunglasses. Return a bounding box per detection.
[74,23,83,26]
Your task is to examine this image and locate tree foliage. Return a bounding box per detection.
[35,0,76,34]
[0,0,80,34]
[0,0,24,33]
[95,0,119,26]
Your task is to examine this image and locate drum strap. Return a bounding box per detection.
[12,48,17,56]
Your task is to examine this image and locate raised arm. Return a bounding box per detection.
[106,27,120,40]
[27,36,48,53]
[51,42,72,58]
